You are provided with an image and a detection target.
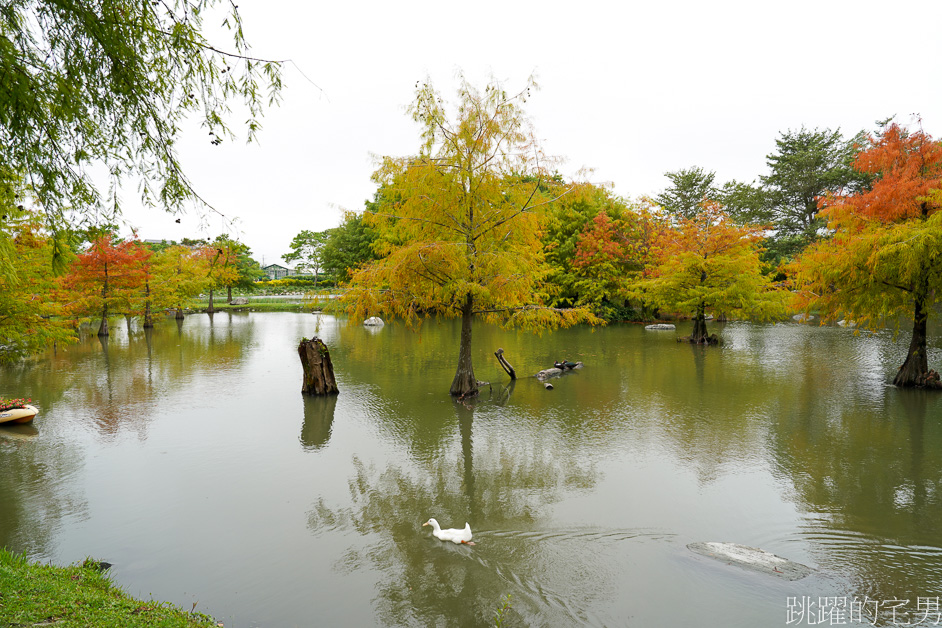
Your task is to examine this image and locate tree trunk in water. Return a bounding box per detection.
[298,337,339,395]
[684,303,718,345]
[125,315,132,335]
[175,307,185,320]
[98,267,109,336]
[894,292,929,387]
[207,289,215,313]
[450,295,478,397]
[143,280,153,328]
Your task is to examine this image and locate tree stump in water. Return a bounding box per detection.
[298,337,339,395]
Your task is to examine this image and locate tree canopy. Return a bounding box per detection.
[283,229,329,284]
[793,122,942,387]
[0,0,282,228]
[635,202,787,343]
[340,76,596,396]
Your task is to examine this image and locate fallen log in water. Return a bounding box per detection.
[536,362,583,380]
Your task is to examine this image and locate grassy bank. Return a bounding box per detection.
[0,549,217,627]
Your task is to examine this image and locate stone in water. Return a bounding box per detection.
[687,542,813,581]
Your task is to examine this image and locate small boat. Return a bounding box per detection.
[0,404,39,425]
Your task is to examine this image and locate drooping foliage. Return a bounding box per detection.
[793,122,942,386]
[341,76,597,396]
[0,0,282,231]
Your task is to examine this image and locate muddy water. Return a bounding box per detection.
[1,312,941,627]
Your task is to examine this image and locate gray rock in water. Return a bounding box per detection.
[363,316,385,327]
[687,542,813,581]
[645,323,676,330]
[229,297,249,305]
[792,313,814,322]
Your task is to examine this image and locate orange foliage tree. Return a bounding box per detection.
[61,236,147,336]
[570,210,650,319]
[633,202,787,343]
[793,122,942,387]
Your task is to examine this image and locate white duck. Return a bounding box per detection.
[422,518,475,545]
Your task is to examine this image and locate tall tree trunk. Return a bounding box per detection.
[227,285,232,303]
[207,289,215,313]
[98,265,109,336]
[143,280,153,329]
[894,288,929,387]
[450,294,478,397]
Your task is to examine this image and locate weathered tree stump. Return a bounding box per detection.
[298,337,339,395]
[494,348,517,380]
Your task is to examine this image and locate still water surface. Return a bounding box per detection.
[1,313,941,627]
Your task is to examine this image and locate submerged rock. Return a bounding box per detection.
[687,542,813,581]
[644,323,676,330]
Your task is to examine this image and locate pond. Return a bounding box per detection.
[2,313,942,627]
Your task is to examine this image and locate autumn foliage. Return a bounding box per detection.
[636,202,786,343]
[61,236,151,336]
[793,122,942,386]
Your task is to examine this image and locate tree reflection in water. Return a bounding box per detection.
[307,398,613,626]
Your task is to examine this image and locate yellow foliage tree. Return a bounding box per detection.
[341,76,597,396]
[635,202,787,343]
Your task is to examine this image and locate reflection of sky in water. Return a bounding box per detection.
[0,313,941,627]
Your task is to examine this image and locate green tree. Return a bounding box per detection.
[341,76,597,397]
[0,0,282,230]
[321,210,378,283]
[655,166,717,219]
[540,180,622,308]
[283,229,330,286]
[152,244,211,319]
[761,127,869,257]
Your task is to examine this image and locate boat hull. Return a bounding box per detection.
[0,404,38,424]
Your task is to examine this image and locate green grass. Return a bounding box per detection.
[0,549,217,627]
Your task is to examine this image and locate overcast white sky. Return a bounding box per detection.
[120,0,942,267]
